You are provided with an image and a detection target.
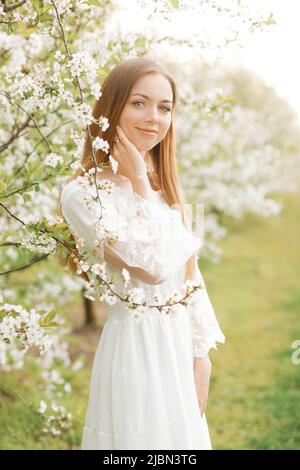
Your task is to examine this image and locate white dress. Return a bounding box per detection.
[60,176,226,450]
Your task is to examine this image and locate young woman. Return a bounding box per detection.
[60,57,225,450]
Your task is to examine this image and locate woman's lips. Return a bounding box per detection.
[136,128,158,135]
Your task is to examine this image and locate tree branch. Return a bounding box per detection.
[0,253,51,275]
[2,1,28,13]
[0,116,31,154]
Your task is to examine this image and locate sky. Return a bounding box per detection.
[108,0,300,123]
[237,0,300,122]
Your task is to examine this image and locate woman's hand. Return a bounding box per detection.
[193,355,212,417]
[111,125,148,181]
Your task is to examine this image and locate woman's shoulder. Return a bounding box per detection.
[60,178,77,198]
[60,177,83,206]
[96,169,133,192]
[60,171,134,210]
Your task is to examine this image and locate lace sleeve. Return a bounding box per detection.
[187,256,226,358]
[60,179,202,285]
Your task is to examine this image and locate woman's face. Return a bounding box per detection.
[118,73,174,157]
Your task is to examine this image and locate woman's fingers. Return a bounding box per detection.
[113,125,147,180]
[116,125,133,149]
[199,398,207,417]
[113,127,127,161]
[115,126,124,146]
[116,125,126,142]
[113,129,125,157]
[112,143,120,161]
[202,399,207,416]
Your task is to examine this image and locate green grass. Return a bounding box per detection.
[1,191,300,449]
[205,191,300,449]
[0,354,91,450]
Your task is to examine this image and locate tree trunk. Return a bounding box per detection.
[82,288,96,326]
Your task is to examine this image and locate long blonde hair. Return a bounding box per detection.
[58,57,196,283]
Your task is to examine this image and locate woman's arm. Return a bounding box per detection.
[193,354,212,417]
[103,243,165,285]
[99,173,165,284]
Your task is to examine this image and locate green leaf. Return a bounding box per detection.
[23,193,32,202]
[45,321,60,328]
[265,12,277,26]
[169,0,180,8]
[134,37,146,49]
[17,21,38,38]
[39,309,57,326]
[0,181,7,192]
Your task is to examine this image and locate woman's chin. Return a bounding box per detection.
[134,142,151,153]
[128,135,156,153]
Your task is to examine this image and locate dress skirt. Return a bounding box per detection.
[81,303,212,450]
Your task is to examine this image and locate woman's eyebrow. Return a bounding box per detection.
[130,93,173,104]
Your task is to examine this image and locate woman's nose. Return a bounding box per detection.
[145,107,159,122]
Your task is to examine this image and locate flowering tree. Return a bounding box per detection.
[0,0,287,440]
[172,61,300,261]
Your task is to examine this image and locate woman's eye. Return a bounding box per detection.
[132,101,170,113]
[132,101,144,107]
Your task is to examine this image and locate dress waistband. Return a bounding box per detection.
[105,301,187,322]
[105,301,160,322]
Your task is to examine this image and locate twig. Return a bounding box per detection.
[0,91,52,152]
[0,116,31,154]
[2,1,27,13]
[0,253,51,275]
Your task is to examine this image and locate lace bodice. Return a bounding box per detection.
[60,176,225,358]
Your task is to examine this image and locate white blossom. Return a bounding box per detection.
[91,82,101,99]
[93,136,109,153]
[109,154,119,173]
[99,115,109,131]
[66,51,98,84]
[44,153,64,168]
[38,400,48,414]
[0,304,55,355]
[122,268,131,287]
[73,102,93,127]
